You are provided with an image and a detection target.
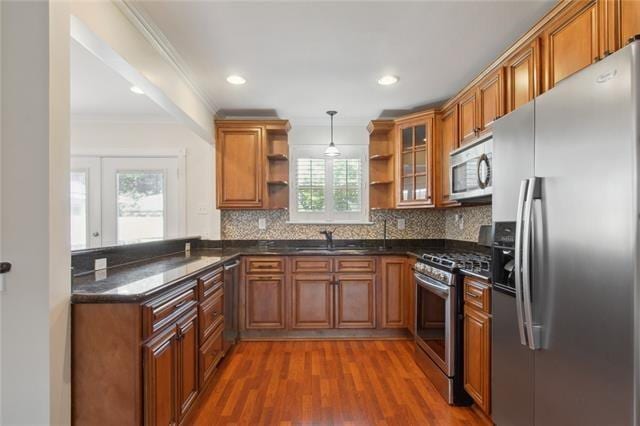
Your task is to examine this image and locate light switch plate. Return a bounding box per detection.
[258,218,267,230]
[95,258,107,271]
[397,219,406,230]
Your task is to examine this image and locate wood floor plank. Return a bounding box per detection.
[188,340,488,426]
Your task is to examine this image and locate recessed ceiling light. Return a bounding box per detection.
[130,85,144,95]
[226,75,246,85]
[378,75,399,86]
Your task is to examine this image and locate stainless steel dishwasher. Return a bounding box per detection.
[223,259,240,351]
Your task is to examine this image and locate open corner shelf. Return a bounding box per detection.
[370,180,393,185]
[267,153,289,161]
[267,180,289,185]
[369,154,393,161]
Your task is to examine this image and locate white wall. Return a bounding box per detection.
[71,119,220,239]
[288,124,368,146]
[1,1,70,424]
[70,1,214,143]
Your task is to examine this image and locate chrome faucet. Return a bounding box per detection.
[320,230,334,249]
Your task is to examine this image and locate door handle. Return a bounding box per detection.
[514,179,528,346]
[0,262,11,274]
[522,177,540,350]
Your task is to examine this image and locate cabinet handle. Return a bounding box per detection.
[175,300,189,309]
[465,291,480,299]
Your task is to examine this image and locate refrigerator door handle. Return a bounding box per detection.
[522,176,540,350]
[514,179,529,346]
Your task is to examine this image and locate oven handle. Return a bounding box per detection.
[414,272,450,299]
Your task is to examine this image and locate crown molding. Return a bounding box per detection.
[115,0,219,114]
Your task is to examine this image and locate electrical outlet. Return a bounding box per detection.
[454,214,465,230]
[397,218,406,230]
[95,258,107,271]
[197,204,208,215]
[258,218,266,230]
[185,242,191,253]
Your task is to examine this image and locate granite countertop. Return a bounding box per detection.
[71,246,489,303]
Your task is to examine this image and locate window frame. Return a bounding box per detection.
[289,144,369,224]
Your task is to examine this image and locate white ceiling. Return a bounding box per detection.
[135,0,555,125]
[70,39,172,121]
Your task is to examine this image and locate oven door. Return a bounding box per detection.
[415,271,455,376]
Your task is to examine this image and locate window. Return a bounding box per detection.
[70,170,88,250]
[290,145,368,223]
[116,171,165,243]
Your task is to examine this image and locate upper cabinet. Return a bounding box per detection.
[215,120,290,209]
[435,105,459,208]
[458,89,479,146]
[395,112,435,208]
[619,0,640,46]
[477,67,505,136]
[505,38,541,113]
[543,1,601,90]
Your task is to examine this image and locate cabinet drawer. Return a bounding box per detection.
[245,257,286,274]
[335,257,376,273]
[199,323,224,387]
[464,277,491,313]
[143,283,197,338]
[199,288,224,342]
[198,267,223,300]
[291,257,332,273]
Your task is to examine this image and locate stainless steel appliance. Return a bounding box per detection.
[450,136,493,201]
[223,259,240,352]
[413,250,490,405]
[492,41,639,426]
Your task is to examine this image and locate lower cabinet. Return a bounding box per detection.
[381,257,407,328]
[463,277,492,415]
[245,275,286,329]
[335,274,376,329]
[199,323,225,386]
[143,307,198,426]
[291,274,334,329]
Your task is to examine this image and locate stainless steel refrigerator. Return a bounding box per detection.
[491,40,639,426]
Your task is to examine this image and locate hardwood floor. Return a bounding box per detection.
[188,340,489,425]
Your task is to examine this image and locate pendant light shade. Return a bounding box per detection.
[324,110,340,157]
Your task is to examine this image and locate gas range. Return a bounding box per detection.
[415,250,492,283]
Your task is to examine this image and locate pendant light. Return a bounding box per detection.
[324,110,340,157]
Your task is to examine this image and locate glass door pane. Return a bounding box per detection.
[402,177,414,201]
[116,171,165,244]
[415,175,427,200]
[70,171,88,250]
[402,127,413,151]
[415,125,426,147]
[402,151,414,176]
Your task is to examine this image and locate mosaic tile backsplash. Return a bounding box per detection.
[221,205,491,242]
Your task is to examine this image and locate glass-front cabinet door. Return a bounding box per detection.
[396,113,434,207]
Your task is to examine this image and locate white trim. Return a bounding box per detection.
[115,1,218,114]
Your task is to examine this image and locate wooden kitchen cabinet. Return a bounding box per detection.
[477,67,505,136]
[245,275,286,329]
[543,1,601,90]
[458,89,479,146]
[335,273,376,328]
[176,309,199,420]
[505,38,541,113]
[620,0,640,46]
[143,324,178,426]
[435,105,460,207]
[463,277,491,415]
[395,112,434,208]
[216,126,263,208]
[215,119,290,209]
[381,257,407,328]
[291,274,334,329]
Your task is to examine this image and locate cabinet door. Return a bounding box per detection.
[176,310,199,421]
[144,325,178,426]
[396,115,434,207]
[216,127,263,208]
[291,274,334,329]
[505,39,541,113]
[436,105,459,207]
[478,68,505,135]
[458,90,478,145]
[464,305,491,415]
[620,0,640,46]
[335,274,376,329]
[381,257,406,328]
[245,275,286,329]
[544,1,600,90]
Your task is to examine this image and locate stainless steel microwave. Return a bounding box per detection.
[450,136,492,201]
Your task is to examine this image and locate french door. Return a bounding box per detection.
[70,156,183,249]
